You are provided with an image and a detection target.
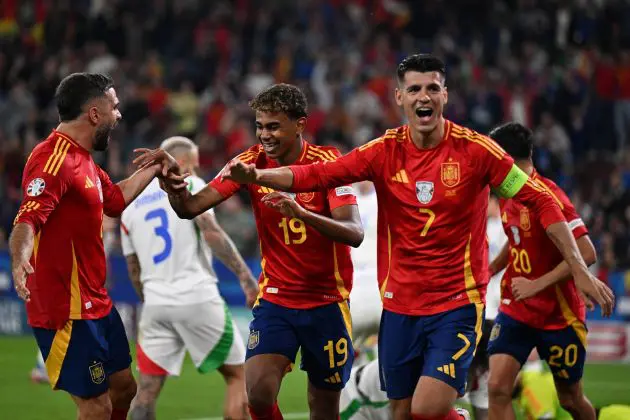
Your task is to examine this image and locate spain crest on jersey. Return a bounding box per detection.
[415,181,434,204]
[89,362,105,384]
[441,162,460,187]
[520,208,531,231]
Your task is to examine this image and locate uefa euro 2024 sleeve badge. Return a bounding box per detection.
[26,178,46,197]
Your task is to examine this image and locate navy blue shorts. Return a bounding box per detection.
[33,306,132,398]
[378,303,485,399]
[487,311,587,383]
[246,299,353,391]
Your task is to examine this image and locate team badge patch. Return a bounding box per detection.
[415,181,434,204]
[490,324,501,341]
[298,192,315,203]
[26,178,45,197]
[89,362,106,384]
[441,161,460,187]
[520,208,531,231]
[248,330,260,350]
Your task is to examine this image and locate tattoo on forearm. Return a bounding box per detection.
[197,215,253,282]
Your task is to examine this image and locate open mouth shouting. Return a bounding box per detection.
[415,106,434,124]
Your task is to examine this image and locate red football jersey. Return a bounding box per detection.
[15,131,126,329]
[499,170,588,329]
[210,141,357,309]
[290,121,565,316]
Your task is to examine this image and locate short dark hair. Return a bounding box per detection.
[55,73,114,122]
[396,54,446,82]
[249,83,308,120]
[488,122,534,160]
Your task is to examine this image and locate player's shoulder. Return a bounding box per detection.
[25,131,79,176]
[304,142,342,162]
[447,121,507,159]
[234,144,263,164]
[533,173,572,209]
[358,125,407,153]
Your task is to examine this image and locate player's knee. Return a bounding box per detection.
[557,389,582,413]
[410,399,451,418]
[78,396,113,420]
[246,375,276,410]
[111,376,137,407]
[487,376,513,403]
[220,363,245,384]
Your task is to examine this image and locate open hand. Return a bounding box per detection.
[261,192,304,218]
[134,148,189,192]
[12,259,34,301]
[221,160,258,184]
[574,270,615,317]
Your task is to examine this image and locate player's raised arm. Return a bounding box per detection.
[486,123,614,316]
[223,140,380,193]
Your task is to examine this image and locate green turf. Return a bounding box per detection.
[1,336,629,419]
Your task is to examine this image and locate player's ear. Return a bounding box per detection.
[87,105,100,126]
[394,87,403,107]
[443,86,448,106]
[295,117,307,135]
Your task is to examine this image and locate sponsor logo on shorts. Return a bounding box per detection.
[490,323,500,341]
[89,361,106,384]
[248,330,260,350]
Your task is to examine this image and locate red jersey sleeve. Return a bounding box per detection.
[322,148,358,210]
[471,134,565,229]
[547,180,588,240]
[15,152,74,233]
[96,165,125,217]
[208,173,241,199]
[291,139,383,192]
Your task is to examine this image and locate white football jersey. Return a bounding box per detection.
[486,215,508,320]
[351,184,378,282]
[121,176,219,306]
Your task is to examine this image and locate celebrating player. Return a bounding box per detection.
[486,122,603,420]
[9,73,184,420]
[121,137,258,420]
[135,84,364,419]
[218,54,615,420]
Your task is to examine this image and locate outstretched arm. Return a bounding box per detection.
[222,144,376,192]
[194,212,259,307]
[166,183,228,219]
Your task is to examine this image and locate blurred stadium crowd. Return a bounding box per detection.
[1,0,630,278]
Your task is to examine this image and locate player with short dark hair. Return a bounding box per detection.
[486,122,601,420]
[217,54,615,420]
[134,83,364,419]
[10,72,184,420]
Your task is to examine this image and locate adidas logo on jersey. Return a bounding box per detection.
[85,176,95,189]
[437,363,456,378]
[323,372,342,384]
[391,170,409,183]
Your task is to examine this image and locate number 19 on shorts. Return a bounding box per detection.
[324,338,348,368]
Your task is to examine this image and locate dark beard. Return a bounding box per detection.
[94,125,111,151]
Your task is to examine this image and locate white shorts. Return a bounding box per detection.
[137,299,245,376]
[340,360,390,420]
[350,274,383,347]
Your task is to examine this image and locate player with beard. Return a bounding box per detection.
[10,73,185,420]
[217,54,615,420]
